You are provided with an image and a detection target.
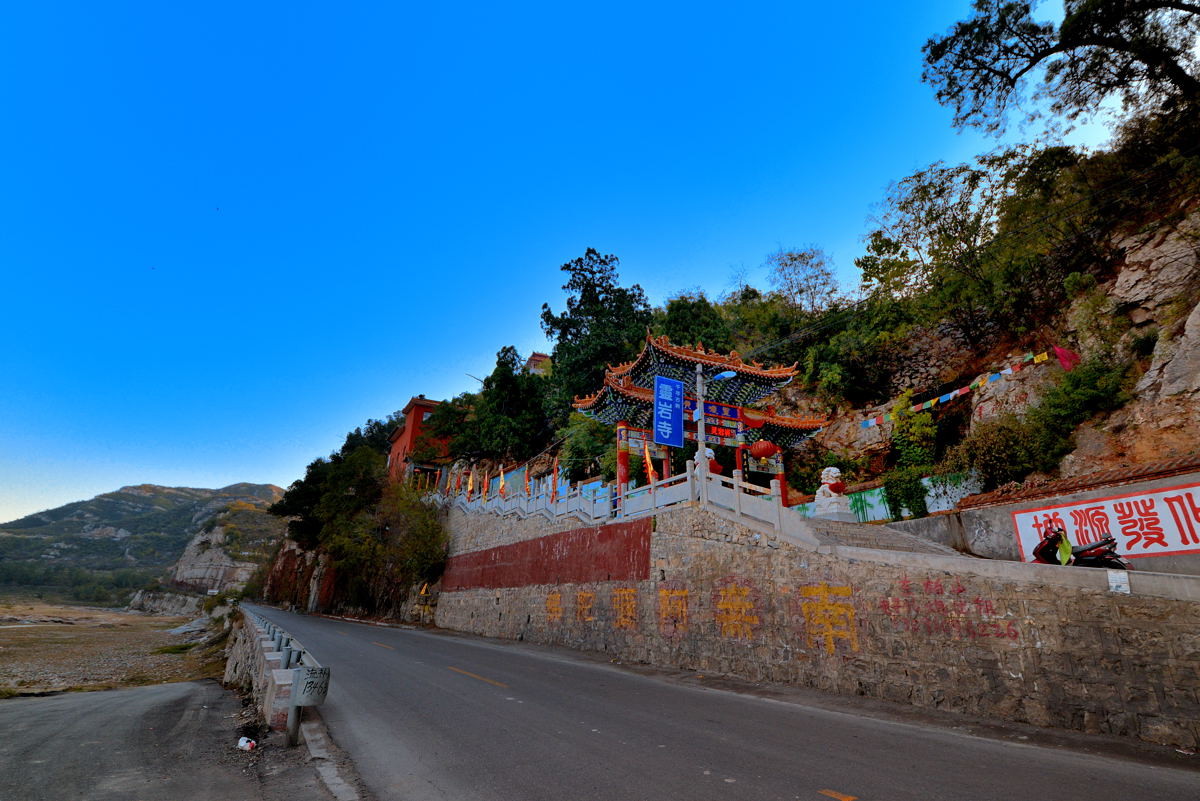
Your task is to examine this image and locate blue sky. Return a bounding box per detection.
[0,2,1103,522]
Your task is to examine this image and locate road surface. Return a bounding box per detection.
[248,604,1199,801]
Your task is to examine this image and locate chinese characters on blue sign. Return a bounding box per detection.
[682,398,742,420]
[653,376,684,448]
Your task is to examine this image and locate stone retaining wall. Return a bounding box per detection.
[436,506,1200,748]
[891,469,1200,575]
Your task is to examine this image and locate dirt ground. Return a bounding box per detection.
[0,600,223,695]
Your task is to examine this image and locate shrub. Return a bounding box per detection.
[882,465,931,520]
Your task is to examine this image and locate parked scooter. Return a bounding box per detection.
[1032,526,1132,569]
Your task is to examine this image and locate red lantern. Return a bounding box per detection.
[748,440,781,459]
[708,459,724,475]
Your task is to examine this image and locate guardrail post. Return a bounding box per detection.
[733,469,743,518]
[770,479,783,532]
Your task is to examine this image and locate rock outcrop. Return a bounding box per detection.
[168,523,258,592]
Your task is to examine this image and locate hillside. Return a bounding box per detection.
[0,483,284,572]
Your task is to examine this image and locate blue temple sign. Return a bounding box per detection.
[653,376,684,448]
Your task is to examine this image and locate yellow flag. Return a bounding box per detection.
[642,439,658,484]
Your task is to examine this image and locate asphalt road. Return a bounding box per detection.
[0,680,332,801]
[248,605,1200,801]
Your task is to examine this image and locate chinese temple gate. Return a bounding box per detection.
[573,334,825,502]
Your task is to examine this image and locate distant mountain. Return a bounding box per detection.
[0,483,285,571]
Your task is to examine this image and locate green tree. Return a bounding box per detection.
[653,292,733,352]
[540,249,652,422]
[471,346,553,461]
[766,247,844,315]
[557,413,613,482]
[889,390,937,469]
[923,1,1200,136]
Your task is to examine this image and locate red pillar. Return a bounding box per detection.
[776,450,788,507]
[735,445,745,473]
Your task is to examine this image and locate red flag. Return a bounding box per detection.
[524,465,531,497]
[1053,345,1082,371]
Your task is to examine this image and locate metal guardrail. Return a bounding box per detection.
[240,607,329,745]
[240,608,321,669]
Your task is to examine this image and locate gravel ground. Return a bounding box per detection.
[0,601,220,694]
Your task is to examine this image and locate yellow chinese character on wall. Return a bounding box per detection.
[715,582,759,639]
[800,583,858,654]
[658,589,689,635]
[545,592,563,624]
[612,588,638,630]
[576,591,596,622]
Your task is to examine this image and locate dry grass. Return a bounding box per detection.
[0,600,226,695]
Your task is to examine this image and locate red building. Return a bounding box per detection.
[387,395,450,484]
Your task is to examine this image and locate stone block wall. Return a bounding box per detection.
[436,506,1200,748]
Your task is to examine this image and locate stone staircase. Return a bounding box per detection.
[803,517,960,555]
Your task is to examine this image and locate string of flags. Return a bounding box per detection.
[859,346,1081,429]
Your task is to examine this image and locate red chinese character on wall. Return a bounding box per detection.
[1114,498,1167,550]
[1068,505,1111,545]
[1163,492,1200,547]
[1031,512,1068,539]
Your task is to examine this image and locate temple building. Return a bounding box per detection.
[387,395,450,484]
[573,334,825,500]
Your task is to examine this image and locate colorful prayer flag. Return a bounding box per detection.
[1053,345,1082,371]
[1033,352,1049,363]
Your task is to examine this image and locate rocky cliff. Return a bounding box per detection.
[167,501,286,593]
[807,206,1200,476]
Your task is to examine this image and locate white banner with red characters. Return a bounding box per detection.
[1012,481,1200,561]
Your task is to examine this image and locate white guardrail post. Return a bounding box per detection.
[732,470,743,517]
[770,479,784,532]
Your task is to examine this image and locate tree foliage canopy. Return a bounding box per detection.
[540,249,652,422]
[923,1,1200,135]
[653,291,733,352]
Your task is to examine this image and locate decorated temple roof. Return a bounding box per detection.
[573,373,824,449]
[603,333,798,407]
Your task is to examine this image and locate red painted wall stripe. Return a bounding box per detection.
[442,519,651,590]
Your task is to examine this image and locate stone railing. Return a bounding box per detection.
[429,461,824,550]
